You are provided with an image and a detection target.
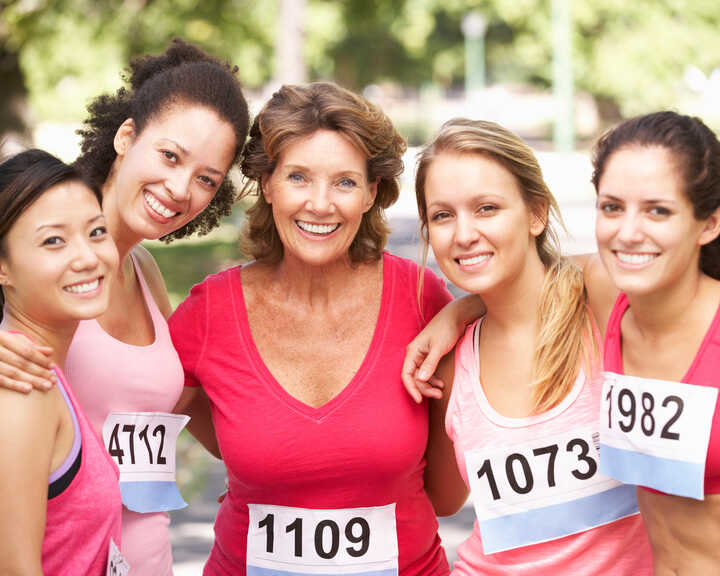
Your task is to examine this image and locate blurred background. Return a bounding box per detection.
[2,0,719,571]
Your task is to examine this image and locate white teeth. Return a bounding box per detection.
[616,252,657,265]
[458,254,490,266]
[144,192,176,218]
[296,221,340,234]
[64,279,99,294]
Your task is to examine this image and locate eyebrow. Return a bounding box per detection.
[35,214,105,232]
[282,164,365,179]
[598,193,675,204]
[160,138,225,177]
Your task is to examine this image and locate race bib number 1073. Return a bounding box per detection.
[246,503,398,576]
[600,372,718,500]
[465,426,638,554]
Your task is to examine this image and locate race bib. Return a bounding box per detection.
[246,503,398,575]
[102,412,190,513]
[465,426,638,554]
[106,538,130,576]
[600,372,718,500]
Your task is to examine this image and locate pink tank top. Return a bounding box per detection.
[446,319,652,575]
[42,365,122,575]
[604,293,720,494]
[66,253,185,576]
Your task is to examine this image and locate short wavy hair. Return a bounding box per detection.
[240,82,406,264]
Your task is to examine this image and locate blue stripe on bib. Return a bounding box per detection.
[247,568,397,576]
[120,480,187,513]
[479,483,639,554]
[599,443,704,500]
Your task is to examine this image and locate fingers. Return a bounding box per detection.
[416,349,445,383]
[0,333,56,391]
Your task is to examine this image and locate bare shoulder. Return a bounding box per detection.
[133,245,172,318]
[583,254,618,336]
[0,384,59,445]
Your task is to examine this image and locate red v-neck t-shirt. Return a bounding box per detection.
[169,253,453,575]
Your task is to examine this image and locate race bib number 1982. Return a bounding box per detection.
[600,372,718,500]
[247,503,398,575]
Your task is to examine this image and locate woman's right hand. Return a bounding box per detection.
[402,294,485,403]
[0,332,56,393]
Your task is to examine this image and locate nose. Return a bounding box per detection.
[454,213,480,247]
[165,169,192,202]
[304,182,335,216]
[616,210,644,245]
[70,238,100,272]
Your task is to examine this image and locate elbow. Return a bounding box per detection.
[427,487,469,517]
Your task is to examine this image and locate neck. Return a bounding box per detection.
[269,252,377,307]
[625,268,705,337]
[0,306,77,370]
[102,169,143,267]
[479,251,547,331]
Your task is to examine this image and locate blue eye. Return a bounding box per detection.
[287,172,305,183]
[338,177,357,188]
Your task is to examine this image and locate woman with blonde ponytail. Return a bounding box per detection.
[415,119,652,574]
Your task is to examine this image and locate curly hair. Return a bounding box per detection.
[592,111,720,279]
[75,38,250,241]
[240,82,406,264]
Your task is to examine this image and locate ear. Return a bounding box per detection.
[699,205,720,246]
[0,259,11,288]
[113,118,136,157]
[363,181,378,213]
[529,201,549,238]
[261,173,273,204]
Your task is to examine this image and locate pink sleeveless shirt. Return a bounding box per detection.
[43,365,122,575]
[447,319,652,575]
[604,293,720,495]
[66,254,185,576]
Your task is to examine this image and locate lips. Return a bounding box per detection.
[144,191,179,219]
[295,221,340,235]
[63,277,102,294]
[614,251,659,266]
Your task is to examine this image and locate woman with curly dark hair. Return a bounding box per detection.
[170,82,455,575]
[0,38,249,575]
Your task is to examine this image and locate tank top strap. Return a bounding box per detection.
[129,251,164,327]
[604,293,630,373]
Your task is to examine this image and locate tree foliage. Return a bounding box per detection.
[2,0,720,127]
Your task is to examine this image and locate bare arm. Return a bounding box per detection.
[582,254,619,339]
[0,386,58,575]
[423,352,469,516]
[403,294,485,403]
[173,385,221,459]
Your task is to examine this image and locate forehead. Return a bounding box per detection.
[13,181,101,230]
[140,104,236,164]
[599,146,684,199]
[425,152,523,200]
[276,130,367,174]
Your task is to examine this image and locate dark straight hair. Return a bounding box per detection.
[0,149,99,316]
[592,111,720,279]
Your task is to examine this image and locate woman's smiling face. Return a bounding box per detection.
[424,152,544,295]
[261,129,377,268]
[595,145,719,296]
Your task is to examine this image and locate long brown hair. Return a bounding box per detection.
[416,119,597,413]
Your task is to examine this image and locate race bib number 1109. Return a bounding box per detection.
[247,503,398,576]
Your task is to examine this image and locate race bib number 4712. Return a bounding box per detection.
[102,412,190,513]
[465,426,638,554]
[600,372,718,500]
[246,503,398,576]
